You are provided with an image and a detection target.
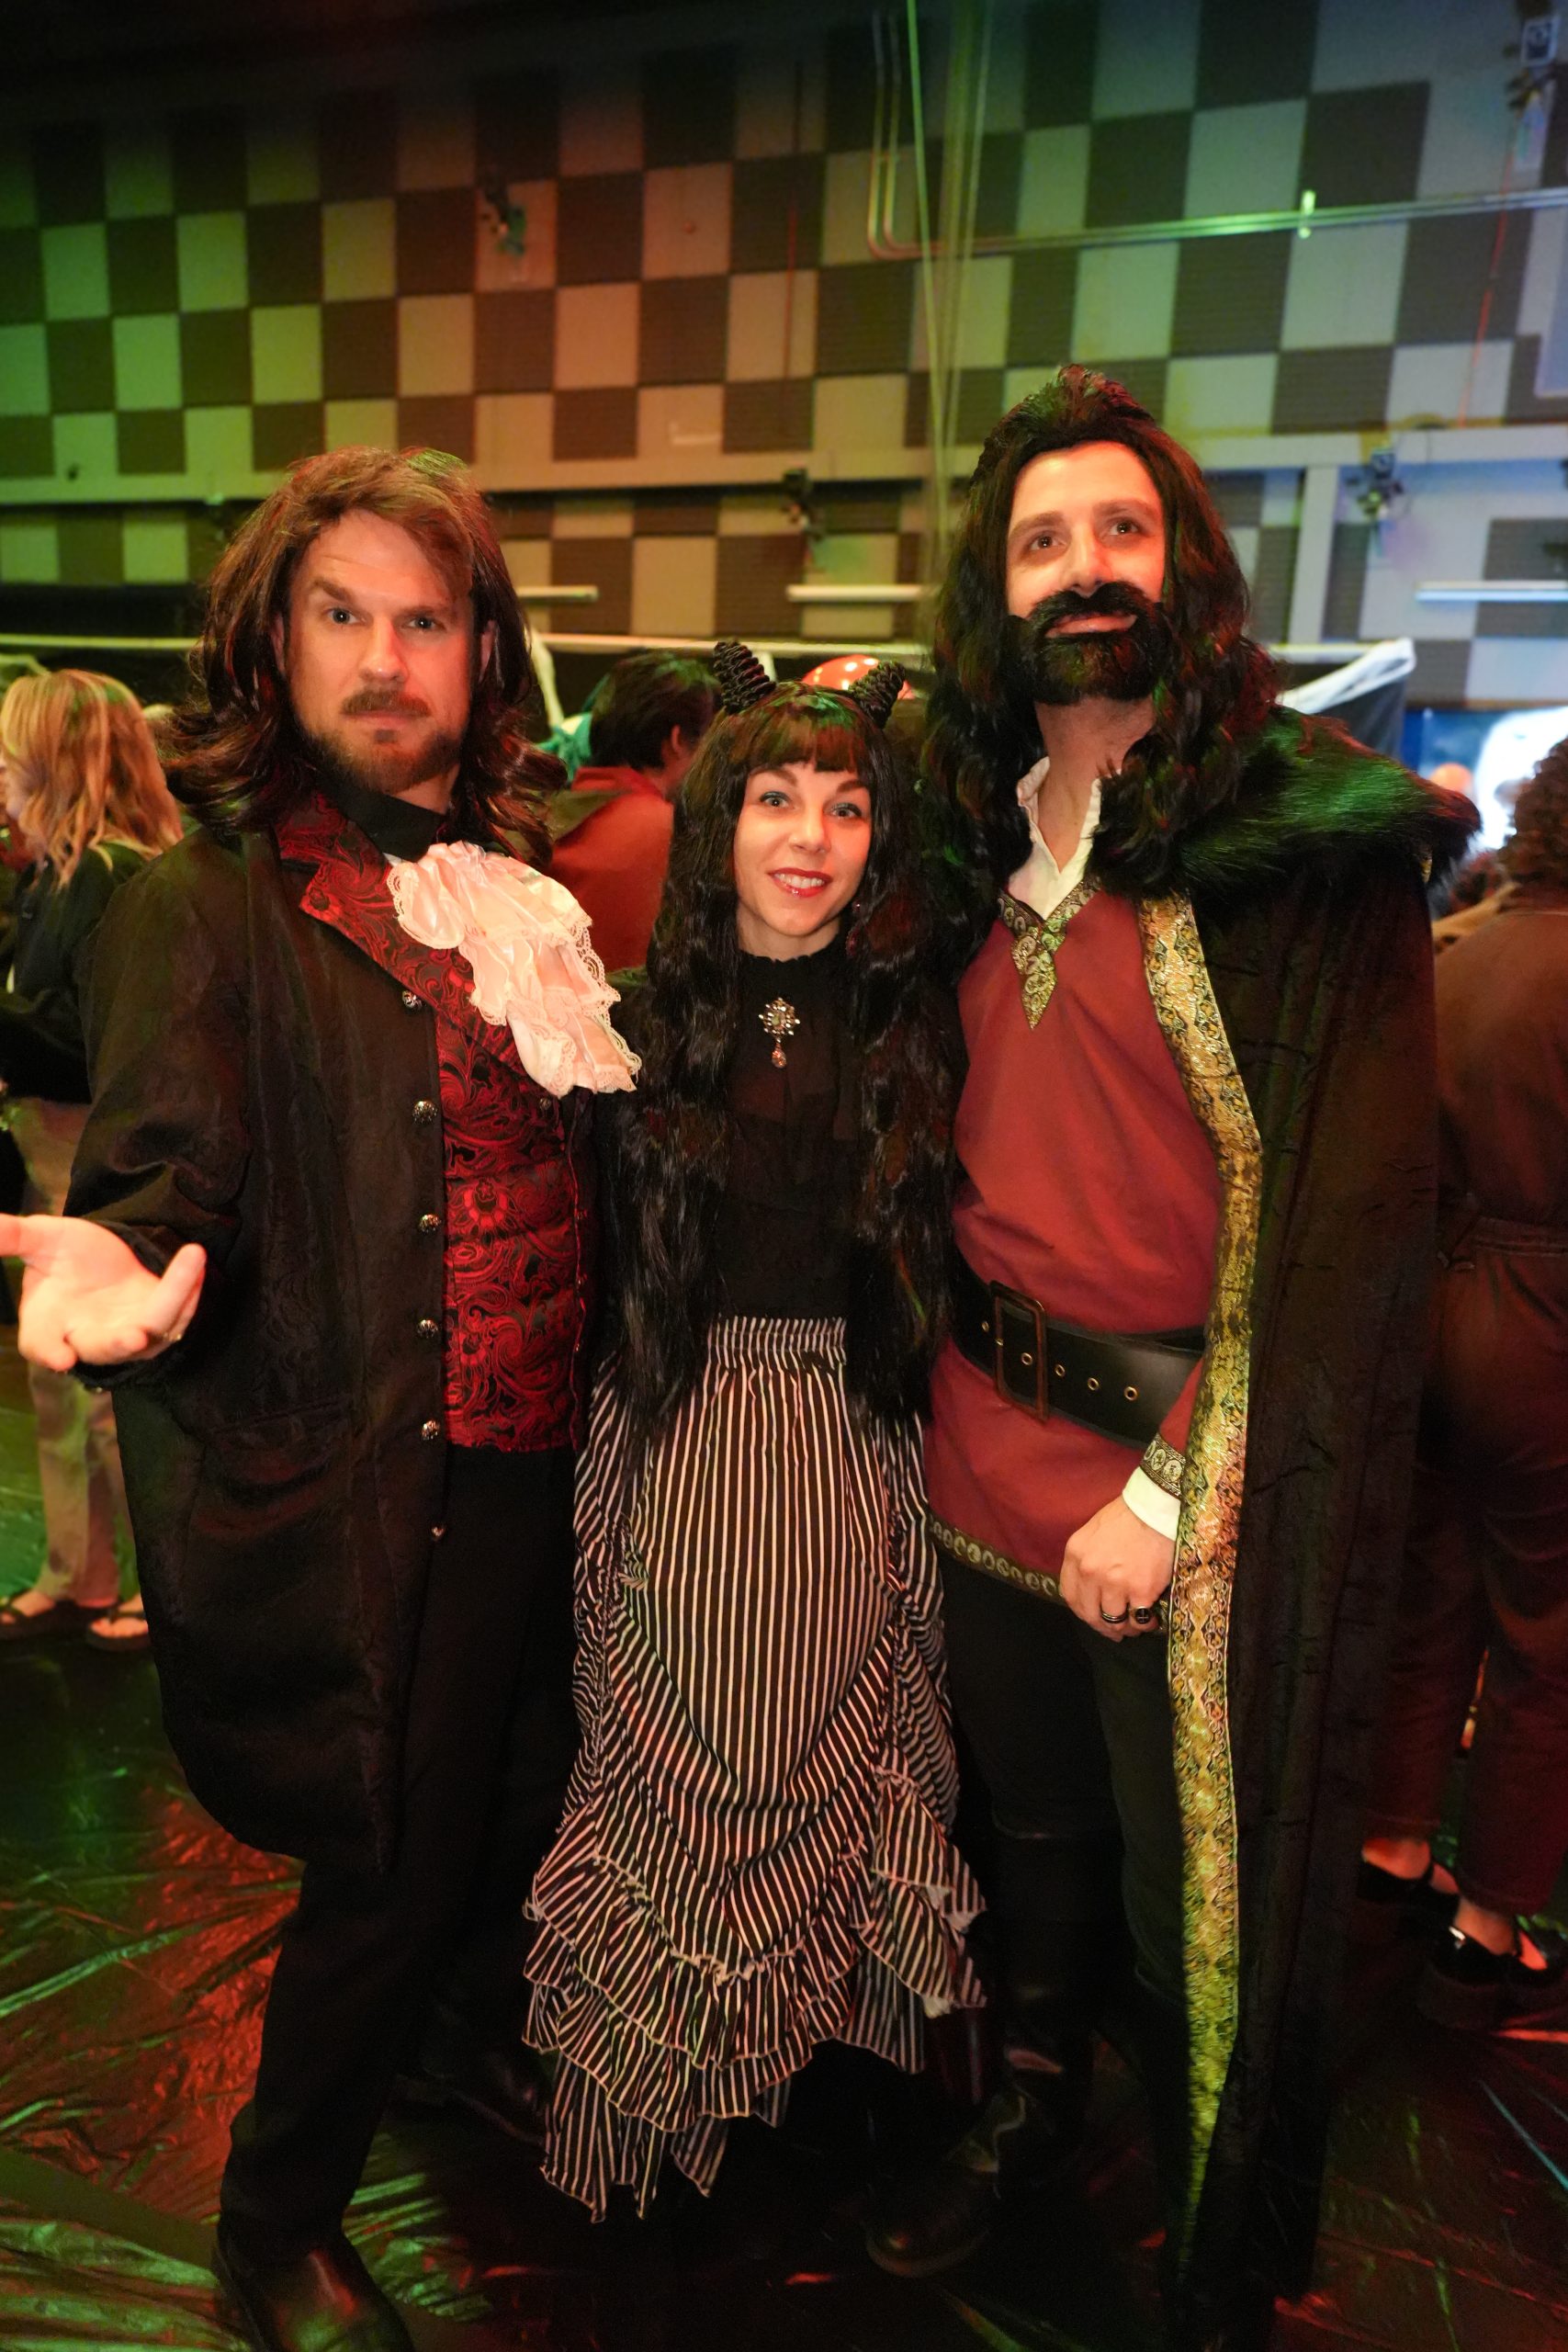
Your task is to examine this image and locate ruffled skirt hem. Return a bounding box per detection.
[526,1771,981,2217]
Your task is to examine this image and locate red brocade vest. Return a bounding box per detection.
[278,797,596,1453]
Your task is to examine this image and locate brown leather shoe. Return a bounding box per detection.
[212,2226,412,2352]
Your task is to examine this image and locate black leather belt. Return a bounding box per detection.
[950,1248,1202,1449]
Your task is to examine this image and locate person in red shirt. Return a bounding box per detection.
[550,650,715,971]
[866,369,1472,2352]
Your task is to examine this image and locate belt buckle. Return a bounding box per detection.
[989,1281,1048,1420]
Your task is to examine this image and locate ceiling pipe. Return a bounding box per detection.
[866,9,1568,260]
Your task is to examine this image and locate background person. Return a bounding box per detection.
[1360,749,1568,2029]
[549,650,716,970]
[0,672,182,1652]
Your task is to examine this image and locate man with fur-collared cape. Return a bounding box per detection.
[865,369,1474,2349]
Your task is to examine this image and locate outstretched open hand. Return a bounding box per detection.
[0,1214,206,1372]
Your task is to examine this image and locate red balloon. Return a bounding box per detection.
[799,654,914,700]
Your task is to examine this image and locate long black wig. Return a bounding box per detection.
[605,685,960,1441]
[926,365,1277,933]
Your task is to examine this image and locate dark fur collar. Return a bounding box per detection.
[1089,706,1477,910]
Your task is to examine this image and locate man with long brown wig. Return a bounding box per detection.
[0,447,636,2351]
[864,369,1473,2348]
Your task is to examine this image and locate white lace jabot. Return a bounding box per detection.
[386,839,638,1097]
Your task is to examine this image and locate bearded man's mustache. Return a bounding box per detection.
[1007,583,1174,707]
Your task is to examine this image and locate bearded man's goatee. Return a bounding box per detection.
[1009,583,1172,707]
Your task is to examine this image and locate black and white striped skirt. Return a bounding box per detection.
[525,1315,982,2218]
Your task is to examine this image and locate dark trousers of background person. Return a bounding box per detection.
[220,1443,577,2259]
[1364,1222,1568,1916]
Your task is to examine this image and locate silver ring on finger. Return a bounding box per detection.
[1099,1602,1131,1626]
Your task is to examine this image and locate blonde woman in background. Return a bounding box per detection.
[0,672,183,1651]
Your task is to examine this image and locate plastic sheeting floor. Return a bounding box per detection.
[1,1336,1564,2352]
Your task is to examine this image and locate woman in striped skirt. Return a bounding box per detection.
[525,642,981,2218]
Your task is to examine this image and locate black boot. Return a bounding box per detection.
[212,2224,413,2352]
[865,1828,1117,2278]
[864,2063,1089,2276]
[1123,1979,1190,2263]
[390,1991,549,2145]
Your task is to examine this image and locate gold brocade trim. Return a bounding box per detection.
[999,877,1099,1027]
[1142,1431,1187,1499]
[1136,893,1262,2257]
[928,1512,1064,1605]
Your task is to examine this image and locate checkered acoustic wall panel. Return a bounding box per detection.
[2,0,1565,684]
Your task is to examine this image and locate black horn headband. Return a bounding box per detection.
[711,639,906,730]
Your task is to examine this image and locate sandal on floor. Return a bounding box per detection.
[1419,1922,1568,2031]
[0,1592,85,1645]
[1353,1855,1458,1945]
[83,1596,151,1654]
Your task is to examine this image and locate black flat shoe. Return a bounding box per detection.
[864,2082,1085,2278]
[1352,1856,1458,1946]
[1418,1923,1568,2031]
[212,2225,412,2352]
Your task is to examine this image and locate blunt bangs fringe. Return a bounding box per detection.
[723,695,874,786]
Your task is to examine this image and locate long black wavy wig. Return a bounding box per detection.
[606,686,959,1441]
[926,365,1277,937]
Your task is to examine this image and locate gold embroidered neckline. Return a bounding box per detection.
[998,876,1100,1028]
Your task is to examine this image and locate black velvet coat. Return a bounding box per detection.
[1077,713,1475,2342]
[65,809,592,1874]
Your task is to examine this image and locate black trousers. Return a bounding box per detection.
[220,1442,576,2256]
[939,1553,1186,2012]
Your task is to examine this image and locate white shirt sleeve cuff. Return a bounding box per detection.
[1122,1466,1180,1540]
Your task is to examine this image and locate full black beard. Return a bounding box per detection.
[1007,583,1173,707]
[296,714,466,800]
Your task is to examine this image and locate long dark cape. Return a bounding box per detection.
[1086,710,1473,2342]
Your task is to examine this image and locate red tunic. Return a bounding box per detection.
[548,765,674,973]
[925,888,1220,1577]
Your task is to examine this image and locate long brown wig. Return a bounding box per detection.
[926,365,1277,931]
[606,687,960,1440]
[163,445,556,858]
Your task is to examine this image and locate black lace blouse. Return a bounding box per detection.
[714,934,858,1318]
